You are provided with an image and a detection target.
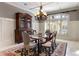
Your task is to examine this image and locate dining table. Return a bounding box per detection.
[29,34,47,55]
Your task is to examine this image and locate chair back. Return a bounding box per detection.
[38,33,42,37]
[53,31,57,37]
[53,31,57,41]
[49,33,54,42]
[52,31,57,48]
[22,31,30,48]
[45,33,53,42]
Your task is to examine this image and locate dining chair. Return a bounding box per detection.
[41,33,54,56]
[21,31,37,56]
[52,31,57,48]
[39,31,57,56]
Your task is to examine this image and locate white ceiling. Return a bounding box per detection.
[5,2,79,15]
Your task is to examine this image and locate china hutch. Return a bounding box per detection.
[15,13,32,43]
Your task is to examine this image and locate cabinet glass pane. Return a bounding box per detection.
[27,22,30,28]
[19,17,25,28]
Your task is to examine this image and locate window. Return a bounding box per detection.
[45,13,69,35]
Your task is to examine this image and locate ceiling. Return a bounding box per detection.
[5,2,79,15]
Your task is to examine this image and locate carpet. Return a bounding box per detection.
[39,42,67,56]
[51,42,67,56]
[0,42,67,56]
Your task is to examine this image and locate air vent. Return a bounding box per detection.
[24,3,27,6]
[62,10,77,13]
[48,9,78,15]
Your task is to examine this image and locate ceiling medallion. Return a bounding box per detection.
[35,3,47,22]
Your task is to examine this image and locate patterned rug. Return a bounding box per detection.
[0,42,67,56]
[39,42,67,56]
[51,42,67,56]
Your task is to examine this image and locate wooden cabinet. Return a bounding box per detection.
[15,13,32,43]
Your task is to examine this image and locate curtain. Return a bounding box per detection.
[45,13,69,35]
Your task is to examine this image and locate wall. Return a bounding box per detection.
[39,22,45,35]
[57,11,79,41]
[67,21,79,41]
[0,18,15,49]
[0,2,32,50]
[31,16,39,34]
[67,11,79,41]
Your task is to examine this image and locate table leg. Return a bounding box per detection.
[38,39,40,56]
[48,47,51,56]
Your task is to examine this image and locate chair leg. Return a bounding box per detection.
[52,46,54,53]
[33,47,37,56]
[45,47,51,56]
[44,47,48,56]
[48,47,51,56]
[55,42,57,47]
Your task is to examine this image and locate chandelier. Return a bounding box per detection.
[35,3,47,22]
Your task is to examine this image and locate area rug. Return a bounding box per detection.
[0,42,67,56]
[39,42,67,56]
[51,42,67,56]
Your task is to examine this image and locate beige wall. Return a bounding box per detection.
[57,21,79,41]
[32,16,39,34]
[0,18,15,49]
[68,21,79,41]
[0,3,32,50]
[57,11,79,41]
